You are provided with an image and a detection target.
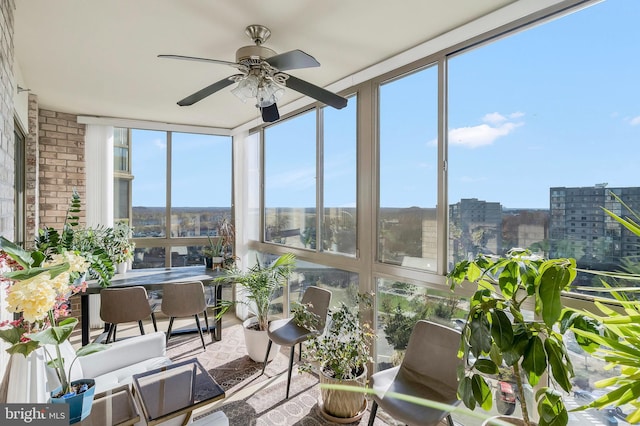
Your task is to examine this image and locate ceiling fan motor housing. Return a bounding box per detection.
[236,45,276,66]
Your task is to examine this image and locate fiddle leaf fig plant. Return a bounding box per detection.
[448,248,579,426]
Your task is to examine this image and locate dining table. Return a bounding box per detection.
[81,266,225,346]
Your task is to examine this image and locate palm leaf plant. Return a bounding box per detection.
[448,248,579,426]
[567,192,640,424]
[214,253,296,331]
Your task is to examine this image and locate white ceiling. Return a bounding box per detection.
[14,0,521,130]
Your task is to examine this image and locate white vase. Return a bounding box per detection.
[243,318,279,363]
[116,262,127,274]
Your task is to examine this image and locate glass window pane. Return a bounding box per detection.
[114,177,130,221]
[264,111,316,248]
[289,260,359,311]
[375,278,466,370]
[379,66,438,271]
[131,129,167,238]
[446,0,640,292]
[323,97,357,256]
[132,246,165,269]
[171,133,232,238]
[114,127,129,173]
[170,245,206,268]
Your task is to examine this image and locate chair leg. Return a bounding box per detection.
[138,320,145,335]
[261,340,273,376]
[151,312,158,332]
[368,401,378,426]
[298,342,302,361]
[446,414,454,426]
[285,345,295,399]
[195,314,206,351]
[112,324,118,342]
[203,310,210,336]
[105,323,114,344]
[166,317,175,344]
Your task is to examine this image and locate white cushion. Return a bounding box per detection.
[92,356,171,393]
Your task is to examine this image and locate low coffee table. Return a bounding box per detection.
[132,359,225,426]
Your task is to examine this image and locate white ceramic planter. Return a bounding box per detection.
[243,318,279,362]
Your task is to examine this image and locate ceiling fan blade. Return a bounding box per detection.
[158,54,242,69]
[261,103,280,122]
[284,74,348,109]
[177,75,241,106]
[265,50,320,71]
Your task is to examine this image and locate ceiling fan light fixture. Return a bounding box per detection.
[256,80,284,108]
[231,74,259,102]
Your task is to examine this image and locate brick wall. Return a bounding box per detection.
[38,109,86,228]
[0,0,15,240]
[0,0,15,384]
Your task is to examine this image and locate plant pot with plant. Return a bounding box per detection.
[0,237,109,423]
[448,248,580,426]
[299,293,374,422]
[214,253,296,362]
[203,235,225,270]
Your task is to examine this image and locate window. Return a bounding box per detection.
[114,128,131,222]
[323,98,357,256]
[447,0,639,284]
[14,122,25,246]
[120,128,232,268]
[264,111,316,248]
[379,66,438,271]
[263,98,357,255]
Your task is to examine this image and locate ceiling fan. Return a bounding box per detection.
[159,24,348,123]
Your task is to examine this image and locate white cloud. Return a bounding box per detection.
[630,116,640,126]
[153,139,166,150]
[448,112,525,149]
[483,112,507,125]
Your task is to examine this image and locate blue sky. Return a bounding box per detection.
[133,0,638,211]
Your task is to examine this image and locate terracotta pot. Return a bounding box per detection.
[318,365,367,422]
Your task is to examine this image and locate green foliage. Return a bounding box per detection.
[203,235,224,258]
[567,192,640,424]
[300,293,374,380]
[29,314,109,395]
[35,190,115,287]
[214,253,296,331]
[448,248,580,426]
[291,301,321,332]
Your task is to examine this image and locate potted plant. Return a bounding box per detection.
[214,253,296,362]
[448,248,579,426]
[109,221,135,274]
[203,235,224,270]
[299,293,374,422]
[218,216,237,269]
[0,237,109,423]
[35,190,115,287]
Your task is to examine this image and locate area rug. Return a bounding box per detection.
[194,370,389,426]
[166,323,291,394]
[166,322,392,424]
